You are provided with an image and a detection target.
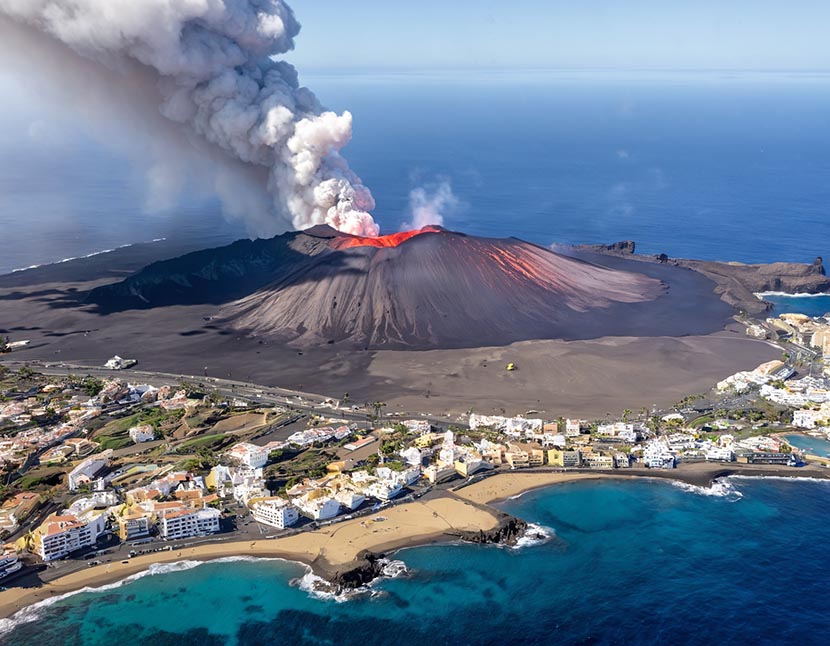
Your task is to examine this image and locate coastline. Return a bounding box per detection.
[2,462,828,622]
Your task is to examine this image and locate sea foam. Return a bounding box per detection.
[670,478,744,501]
[512,523,555,549]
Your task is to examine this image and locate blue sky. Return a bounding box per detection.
[287,0,829,71]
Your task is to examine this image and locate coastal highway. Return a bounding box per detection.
[0,359,463,430]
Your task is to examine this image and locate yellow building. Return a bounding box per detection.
[547,449,582,468]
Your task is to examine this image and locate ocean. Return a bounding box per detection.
[1,70,830,273]
[762,293,830,317]
[4,478,830,645]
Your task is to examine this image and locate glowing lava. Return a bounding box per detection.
[332,225,443,249]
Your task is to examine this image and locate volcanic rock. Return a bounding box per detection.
[219,226,664,348]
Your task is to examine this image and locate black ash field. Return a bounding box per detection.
[0,227,776,417]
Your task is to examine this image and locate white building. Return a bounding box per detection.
[400,446,423,467]
[468,414,543,435]
[597,422,634,437]
[129,424,156,443]
[33,512,106,561]
[705,446,735,462]
[159,508,221,539]
[68,450,112,491]
[565,419,582,437]
[227,443,269,469]
[403,420,431,435]
[251,498,299,530]
[793,408,829,429]
[334,490,365,511]
[366,481,403,502]
[294,494,341,520]
[642,440,676,469]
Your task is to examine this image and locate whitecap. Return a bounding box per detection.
[670,478,743,501]
[512,523,555,549]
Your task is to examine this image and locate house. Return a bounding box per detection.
[227,443,269,469]
[642,440,676,469]
[400,447,423,467]
[582,453,615,469]
[159,507,221,539]
[251,498,299,530]
[565,419,582,437]
[68,450,112,491]
[129,424,156,443]
[118,512,151,541]
[705,446,735,462]
[547,449,582,468]
[293,494,341,520]
[793,408,829,429]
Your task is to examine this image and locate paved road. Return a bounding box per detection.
[1,359,463,430]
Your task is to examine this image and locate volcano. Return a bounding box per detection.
[90,225,674,349]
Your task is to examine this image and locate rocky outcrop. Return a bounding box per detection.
[326,551,387,589]
[573,242,830,317]
[445,515,529,547]
[574,240,636,255]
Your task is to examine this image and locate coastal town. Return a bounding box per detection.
[0,306,829,593]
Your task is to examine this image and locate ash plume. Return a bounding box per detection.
[402,180,461,230]
[0,0,379,236]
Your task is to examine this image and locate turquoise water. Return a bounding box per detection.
[763,294,830,318]
[785,433,830,456]
[4,478,830,645]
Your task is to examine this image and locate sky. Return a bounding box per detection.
[287,0,830,71]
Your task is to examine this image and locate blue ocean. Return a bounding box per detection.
[4,478,830,645]
[1,71,830,274]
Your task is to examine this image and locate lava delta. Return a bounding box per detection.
[89,225,668,349]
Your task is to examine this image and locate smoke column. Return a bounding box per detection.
[402,180,460,230]
[0,0,379,236]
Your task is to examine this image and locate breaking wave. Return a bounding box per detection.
[293,558,410,602]
[512,523,555,549]
[670,478,744,501]
[10,239,167,273]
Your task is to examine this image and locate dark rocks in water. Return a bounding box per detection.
[446,515,529,547]
[326,551,388,589]
[812,256,826,276]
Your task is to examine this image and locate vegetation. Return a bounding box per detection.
[0,336,9,354]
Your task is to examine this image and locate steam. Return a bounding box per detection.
[0,1,379,236]
[402,180,460,230]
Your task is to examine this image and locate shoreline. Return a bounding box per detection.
[1,462,828,623]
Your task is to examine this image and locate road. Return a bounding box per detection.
[1,359,463,430]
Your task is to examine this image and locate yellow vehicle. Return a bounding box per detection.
[506,363,516,371]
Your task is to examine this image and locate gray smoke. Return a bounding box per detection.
[0,0,379,236]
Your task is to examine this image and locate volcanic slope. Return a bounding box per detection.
[215,227,665,349]
[88,226,689,349]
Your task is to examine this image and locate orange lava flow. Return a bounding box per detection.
[333,225,443,249]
